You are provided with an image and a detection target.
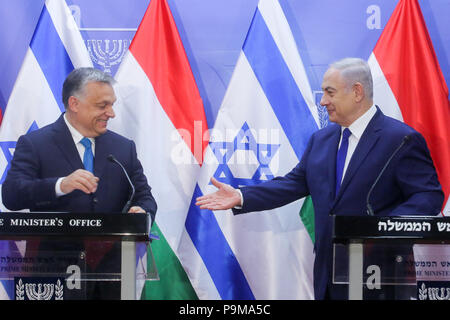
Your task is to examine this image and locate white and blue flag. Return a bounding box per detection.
[0,0,92,299]
[185,0,319,299]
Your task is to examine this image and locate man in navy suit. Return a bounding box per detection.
[196,58,444,300]
[2,67,156,217]
[2,67,157,299]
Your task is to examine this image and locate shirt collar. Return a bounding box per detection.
[342,104,377,140]
[63,113,94,145]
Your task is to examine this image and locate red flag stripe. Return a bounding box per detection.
[129,0,208,165]
[373,0,450,208]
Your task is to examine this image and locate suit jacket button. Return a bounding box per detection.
[93,197,98,204]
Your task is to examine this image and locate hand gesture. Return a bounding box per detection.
[195,177,241,210]
[60,169,99,194]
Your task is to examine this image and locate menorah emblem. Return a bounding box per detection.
[25,282,54,300]
[86,39,129,74]
[16,278,64,300]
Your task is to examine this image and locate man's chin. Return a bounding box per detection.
[94,127,108,136]
[95,123,108,134]
[98,129,107,136]
[327,113,336,123]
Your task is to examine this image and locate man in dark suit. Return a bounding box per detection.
[2,67,157,299]
[196,58,444,300]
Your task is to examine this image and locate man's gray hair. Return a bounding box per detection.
[62,67,115,108]
[330,58,373,100]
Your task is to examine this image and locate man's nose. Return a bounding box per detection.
[320,94,328,106]
[106,105,115,118]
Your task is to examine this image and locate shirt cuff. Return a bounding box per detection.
[234,189,244,209]
[55,177,66,197]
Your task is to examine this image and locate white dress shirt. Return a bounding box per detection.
[338,104,377,183]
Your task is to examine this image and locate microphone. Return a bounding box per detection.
[107,154,136,213]
[366,135,410,216]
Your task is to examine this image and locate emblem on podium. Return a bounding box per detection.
[15,278,64,300]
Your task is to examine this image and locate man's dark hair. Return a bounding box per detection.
[62,67,115,108]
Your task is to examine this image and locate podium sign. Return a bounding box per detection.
[333,215,450,300]
[0,212,158,300]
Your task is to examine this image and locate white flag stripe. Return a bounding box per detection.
[258,0,318,126]
[177,228,221,299]
[46,0,92,68]
[368,53,404,121]
[0,50,60,142]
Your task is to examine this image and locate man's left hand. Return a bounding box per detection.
[128,206,146,213]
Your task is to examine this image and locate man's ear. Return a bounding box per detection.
[67,96,79,112]
[353,82,365,103]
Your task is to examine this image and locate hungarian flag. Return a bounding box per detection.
[111,0,208,299]
[368,0,450,215]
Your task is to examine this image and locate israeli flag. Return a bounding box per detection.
[184,0,319,299]
[0,0,92,299]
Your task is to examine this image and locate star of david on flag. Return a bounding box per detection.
[0,122,39,184]
[209,122,280,188]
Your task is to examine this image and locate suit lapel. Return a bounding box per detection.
[51,114,111,178]
[94,132,109,179]
[333,108,384,204]
[326,125,341,200]
[52,114,84,171]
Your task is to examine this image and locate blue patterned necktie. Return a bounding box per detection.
[335,128,351,196]
[80,137,94,173]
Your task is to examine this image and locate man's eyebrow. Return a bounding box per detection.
[322,86,336,92]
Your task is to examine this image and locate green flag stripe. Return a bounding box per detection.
[141,223,198,300]
[299,196,315,243]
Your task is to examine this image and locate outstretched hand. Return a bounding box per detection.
[195,177,242,210]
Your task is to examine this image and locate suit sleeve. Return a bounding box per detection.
[233,135,312,215]
[128,140,157,223]
[2,135,58,210]
[389,131,444,215]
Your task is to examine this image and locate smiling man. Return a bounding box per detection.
[320,60,373,127]
[2,67,157,217]
[196,58,444,300]
[1,67,157,299]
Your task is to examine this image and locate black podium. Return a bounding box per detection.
[333,215,450,300]
[0,212,158,300]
